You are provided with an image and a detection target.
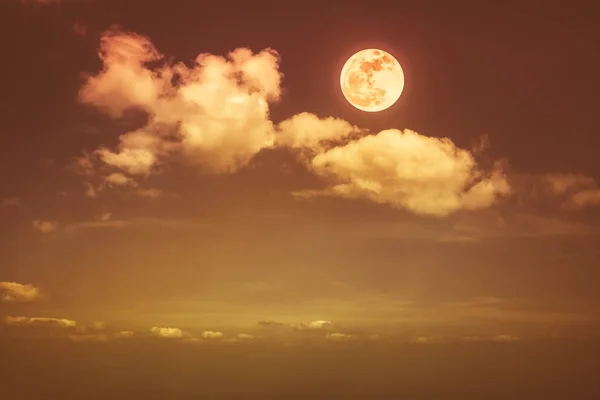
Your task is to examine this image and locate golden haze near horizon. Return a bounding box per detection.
[2,1,600,385]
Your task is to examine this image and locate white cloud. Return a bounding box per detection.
[326,332,358,341]
[276,112,358,152]
[200,330,224,340]
[0,282,42,302]
[104,172,137,187]
[32,220,59,233]
[77,29,282,193]
[296,129,511,216]
[3,316,76,328]
[294,320,335,332]
[72,28,557,218]
[236,333,254,341]
[149,326,189,339]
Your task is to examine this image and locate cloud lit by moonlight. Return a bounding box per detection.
[75,29,510,217]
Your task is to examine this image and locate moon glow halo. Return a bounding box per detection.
[340,49,405,112]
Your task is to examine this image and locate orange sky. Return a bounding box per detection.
[1,0,600,353]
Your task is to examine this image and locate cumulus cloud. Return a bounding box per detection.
[201,330,224,340]
[32,220,59,233]
[149,326,189,339]
[295,129,511,216]
[276,112,358,152]
[75,28,511,216]
[4,316,76,328]
[294,320,335,332]
[77,28,282,194]
[0,282,42,302]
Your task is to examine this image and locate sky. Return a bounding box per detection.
[1,0,600,397]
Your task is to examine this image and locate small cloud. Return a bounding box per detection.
[544,173,595,196]
[257,320,286,328]
[135,188,162,198]
[493,334,521,342]
[75,321,107,333]
[62,217,211,234]
[116,330,135,339]
[72,21,88,36]
[0,282,42,302]
[535,173,600,210]
[326,332,358,341]
[32,220,59,233]
[225,333,255,343]
[4,316,76,329]
[84,183,97,198]
[294,320,334,332]
[200,330,224,340]
[570,188,600,209]
[149,326,189,339]
[1,197,21,207]
[69,330,134,342]
[98,213,111,222]
[413,336,443,344]
[104,172,137,187]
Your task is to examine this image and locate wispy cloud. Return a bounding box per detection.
[62,216,212,234]
[32,220,59,233]
[4,316,76,328]
[0,282,42,302]
[69,330,134,342]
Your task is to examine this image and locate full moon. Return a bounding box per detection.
[340,49,405,112]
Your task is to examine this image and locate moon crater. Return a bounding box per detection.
[340,49,405,112]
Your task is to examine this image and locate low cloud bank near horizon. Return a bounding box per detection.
[74,28,513,217]
[1,315,533,345]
